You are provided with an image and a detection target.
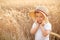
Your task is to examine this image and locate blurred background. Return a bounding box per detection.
[0,0,60,40]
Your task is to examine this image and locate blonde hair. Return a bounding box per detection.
[42,12,49,24]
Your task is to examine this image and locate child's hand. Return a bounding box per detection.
[39,21,45,27]
[35,20,40,27]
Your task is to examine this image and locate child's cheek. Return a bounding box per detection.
[36,18,39,21]
[36,18,40,23]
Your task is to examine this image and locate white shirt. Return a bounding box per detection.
[32,22,52,40]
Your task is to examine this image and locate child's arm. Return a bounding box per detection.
[30,25,39,34]
[30,23,39,35]
[40,23,51,37]
[40,26,51,37]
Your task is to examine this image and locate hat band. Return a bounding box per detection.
[35,9,48,16]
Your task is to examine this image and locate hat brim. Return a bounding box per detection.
[29,10,47,21]
[29,10,36,20]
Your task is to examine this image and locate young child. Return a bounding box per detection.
[29,6,52,40]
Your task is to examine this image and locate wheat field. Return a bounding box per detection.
[0,0,60,40]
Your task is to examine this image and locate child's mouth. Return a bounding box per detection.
[37,21,42,24]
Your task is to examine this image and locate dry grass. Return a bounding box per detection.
[0,0,60,40]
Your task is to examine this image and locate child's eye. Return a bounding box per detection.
[36,15,44,18]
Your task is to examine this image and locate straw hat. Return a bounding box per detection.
[29,6,49,20]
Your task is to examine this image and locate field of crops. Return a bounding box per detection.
[0,0,60,40]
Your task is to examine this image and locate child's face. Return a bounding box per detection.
[35,12,45,24]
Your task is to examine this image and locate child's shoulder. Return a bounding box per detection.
[46,22,51,26]
[32,22,37,28]
[44,22,52,30]
[32,22,37,26]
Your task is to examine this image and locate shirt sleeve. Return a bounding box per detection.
[32,22,37,29]
[44,23,52,31]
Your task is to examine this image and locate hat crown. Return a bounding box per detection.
[35,6,49,14]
